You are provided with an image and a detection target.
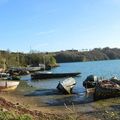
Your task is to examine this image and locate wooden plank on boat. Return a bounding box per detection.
[94,80,120,100]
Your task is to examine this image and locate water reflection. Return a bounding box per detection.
[25,88,94,106]
[46,93,94,106]
[25,89,60,96]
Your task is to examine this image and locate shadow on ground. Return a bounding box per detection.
[25,89,94,106]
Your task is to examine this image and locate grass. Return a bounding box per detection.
[0,109,33,120]
[64,103,78,120]
[0,103,84,120]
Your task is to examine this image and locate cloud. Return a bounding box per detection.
[36,30,55,36]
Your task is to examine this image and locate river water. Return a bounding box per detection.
[25,60,120,92]
[20,60,120,109]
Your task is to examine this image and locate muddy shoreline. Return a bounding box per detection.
[0,94,94,120]
[0,93,120,120]
[0,81,120,120]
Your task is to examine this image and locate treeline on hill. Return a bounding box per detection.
[0,47,120,68]
[0,50,57,68]
[54,47,120,63]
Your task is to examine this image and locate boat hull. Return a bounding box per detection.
[57,82,71,94]
[94,81,120,100]
[86,88,95,93]
[0,73,9,80]
[31,72,80,79]
[0,81,20,92]
[57,77,76,94]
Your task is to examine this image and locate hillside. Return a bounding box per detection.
[54,47,120,63]
[0,47,120,68]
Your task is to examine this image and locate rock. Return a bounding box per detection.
[1,108,8,112]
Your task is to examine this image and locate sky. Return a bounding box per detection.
[0,0,120,52]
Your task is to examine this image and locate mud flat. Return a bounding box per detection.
[0,81,120,120]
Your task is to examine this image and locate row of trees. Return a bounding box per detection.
[54,47,120,63]
[0,47,120,68]
[0,50,57,69]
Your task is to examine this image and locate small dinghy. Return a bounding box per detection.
[0,73,9,80]
[57,77,76,94]
[0,80,20,92]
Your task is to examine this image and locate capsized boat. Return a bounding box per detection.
[57,77,76,94]
[94,80,120,100]
[0,80,20,91]
[31,72,80,79]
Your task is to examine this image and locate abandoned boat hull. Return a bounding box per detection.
[0,73,9,80]
[86,88,95,93]
[94,80,120,100]
[0,81,20,91]
[31,72,80,79]
[57,77,76,94]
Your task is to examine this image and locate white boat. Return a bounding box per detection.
[0,73,9,80]
[57,77,76,94]
[0,80,20,91]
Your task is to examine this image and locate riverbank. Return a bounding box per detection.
[0,80,92,120]
[0,80,95,120]
[0,89,120,120]
[0,80,120,120]
[0,93,95,120]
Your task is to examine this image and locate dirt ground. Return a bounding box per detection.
[0,91,97,120]
[0,81,120,120]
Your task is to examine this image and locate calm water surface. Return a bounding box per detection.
[21,60,120,108]
[25,60,120,92]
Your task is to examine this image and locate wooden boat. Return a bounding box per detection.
[83,75,98,89]
[7,75,21,80]
[110,76,120,85]
[86,88,95,93]
[0,73,9,80]
[26,67,43,72]
[31,72,80,79]
[94,80,120,100]
[0,80,20,91]
[83,75,98,94]
[57,77,76,94]
[7,67,29,76]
